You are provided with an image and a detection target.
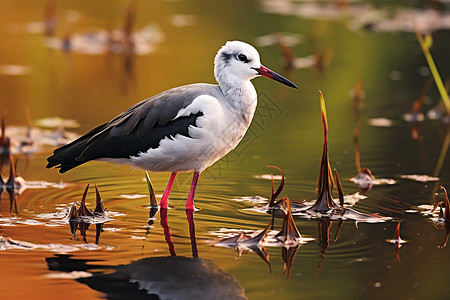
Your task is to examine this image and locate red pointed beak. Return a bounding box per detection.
[253,65,298,89]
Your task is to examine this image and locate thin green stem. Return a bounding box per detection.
[415,29,450,114]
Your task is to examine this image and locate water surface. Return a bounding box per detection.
[1,1,450,299]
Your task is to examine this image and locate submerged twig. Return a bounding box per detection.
[315,218,332,278]
[333,220,344,242]
[394,221,401,241]
[309,91,337,212]
[5,155,16,187]
[253,92,390,223]
[440,224,450,249]
[438,186,450,221]
[386,220,407,262]
[1,154,23,193]
[275,33,296,73]
[68,203,79,237]
[394,221,402,263]
[333,169,344,207]
[351,79,364,116]
[145,171,158,208]
[68,203,79,221]
[94,184,105,214]
[432,188,450,248]
[281,245,299,279]
[350,80,378,192]
[353,118,362,175]
[410,78,432,122]
[268,165,285,208]
[215,195,305,275]
[1,111,8,149]
[1,111,11,167]
[78,184,93,217]
[66,184,109,244]
[0,155,21,214]
[276,197,302,244]
[264,166,308,218]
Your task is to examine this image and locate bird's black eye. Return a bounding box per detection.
[237,54,249,63]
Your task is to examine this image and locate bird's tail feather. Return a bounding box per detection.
[46,123,107,173]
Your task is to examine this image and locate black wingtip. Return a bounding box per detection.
[46,161,55,169]
[46,155,59,170]
[46,158,77,174]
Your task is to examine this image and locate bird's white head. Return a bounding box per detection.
[214,41,261,84]
[214,41,298,93]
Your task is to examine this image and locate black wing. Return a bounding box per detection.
[47,84,219,173]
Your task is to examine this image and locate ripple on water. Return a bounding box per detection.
[0,160,401,273]
[206,218,398,277]
[0,235,106,252]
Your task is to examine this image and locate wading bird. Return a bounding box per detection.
[47,41,298,210]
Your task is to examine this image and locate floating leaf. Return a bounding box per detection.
[401,174,439,182]
[216,231,251,246]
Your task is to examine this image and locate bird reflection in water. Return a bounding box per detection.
[49,200,247,300]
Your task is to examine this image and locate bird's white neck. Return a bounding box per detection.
[218,79,257,124]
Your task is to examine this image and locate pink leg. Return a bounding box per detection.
[186,172,200,211]
[160,172,177,209]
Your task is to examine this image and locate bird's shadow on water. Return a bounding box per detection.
[46,207,248,300]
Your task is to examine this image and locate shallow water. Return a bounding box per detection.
[1,1,450,299]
